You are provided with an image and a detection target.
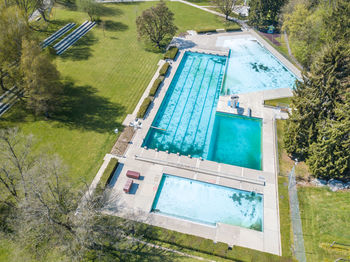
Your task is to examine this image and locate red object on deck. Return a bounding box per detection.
[123,179,133,193]
[126,170,140,179]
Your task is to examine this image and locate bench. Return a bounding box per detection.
[126,170,140,179]
[123,179,133,193]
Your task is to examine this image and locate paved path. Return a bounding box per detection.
[172,0,249,30]
[288,166,307,262]
[283,31,303,70]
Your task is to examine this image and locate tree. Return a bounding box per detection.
[136,1,177,49]
[0,4,28,92]
[212,0,237,20]
[6,0,47,22]
[20,39,62,116]
[78,0,101,21]
[0,128,34,207]
[249,0,286,27]
[0,128,176,261]
[284,42,349,160]
[307,94,350,180]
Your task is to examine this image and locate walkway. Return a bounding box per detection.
[283,32,303,70]
[174,0,249,30]
[288,166,307,262]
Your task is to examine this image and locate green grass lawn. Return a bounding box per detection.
[298,187,350,261]
[264,97,292,107]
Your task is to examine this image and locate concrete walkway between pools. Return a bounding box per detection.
[288,166,307,262]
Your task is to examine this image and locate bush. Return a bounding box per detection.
[149,77,163,97]
[159,62,170,76]
[196,28,217,34]
[225,25,241,32]
[164,47,179,60]
[99,158,118,189]
[137,96,152,119]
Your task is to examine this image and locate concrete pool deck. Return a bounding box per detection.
[98,31,301,256]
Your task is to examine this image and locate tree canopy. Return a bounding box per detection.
[20,39,62,116]
[0,128,175,261]
[136,1,177,49]
[212,0,237,20]
[249,0,286,27]
[284,42,350,179]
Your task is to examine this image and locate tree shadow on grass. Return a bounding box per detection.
[95,4,124,17]
[99,20,128,32]
[52,81,125,133]
[59,32,97,61]
[56,0,78,10]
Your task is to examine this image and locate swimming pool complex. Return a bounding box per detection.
[221,37,297,94]
[152,174,263,231]
[142,51,262,169]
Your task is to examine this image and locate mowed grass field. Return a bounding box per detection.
[298,187,350,261]
[0,2,235,187]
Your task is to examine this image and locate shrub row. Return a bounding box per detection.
[159,62,170,76]
[225,25,241,31]
[136,96,152,119]
[97,158,118,191]
[196,28,217,34]
[196,26,241,34]
[164,47,179,60]
[143,225,293,262]
[149,77,163,97]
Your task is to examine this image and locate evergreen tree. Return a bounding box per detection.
[284,42,349,159]
[307,93,350,180]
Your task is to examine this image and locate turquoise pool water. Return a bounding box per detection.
[208,113,262,170]
[152,174,263,231]
[222,38,297,95]
[142,51,262,170]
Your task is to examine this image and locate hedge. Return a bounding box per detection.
[159,62,170,76]
[164,47,179,60]
[225,25,241,32]
[196,28,217,34]
[137,96,152,119]
[99,158,118,189]
[149,77,163,97]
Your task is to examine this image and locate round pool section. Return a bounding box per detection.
[152,174,264,231]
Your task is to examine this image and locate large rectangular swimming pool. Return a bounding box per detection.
[152,174,263,231]
[142,51,262,170]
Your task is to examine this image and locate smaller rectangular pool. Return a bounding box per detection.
[208,112,262,170]
[151,174,263,231]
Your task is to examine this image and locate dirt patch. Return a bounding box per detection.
[110,126,135,156]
